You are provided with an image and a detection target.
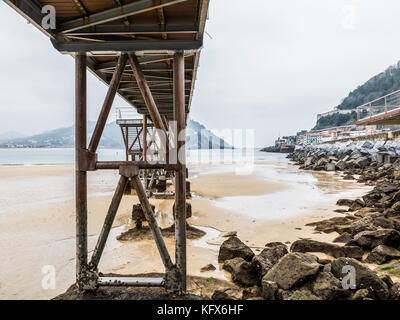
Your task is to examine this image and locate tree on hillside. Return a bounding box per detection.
[337,62,400,110]
[313,111,357,131]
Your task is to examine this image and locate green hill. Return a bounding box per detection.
[337,62,400,110]
[313,60,400,130]
[313,111,358,131]
[0,119,230,149]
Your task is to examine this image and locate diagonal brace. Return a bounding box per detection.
[89,175,128,271]
[123,166,174,270]
[89,54,128,153]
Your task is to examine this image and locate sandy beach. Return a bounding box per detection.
[0,160,372,299]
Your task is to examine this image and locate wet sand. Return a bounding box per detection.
[190,171,289,199]
[0,162,371,299]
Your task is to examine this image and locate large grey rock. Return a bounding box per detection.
[311,272,351,300]
[242,286,262,300]
[261,279,278,300]
[285,288,321,300]
[353,229,400,249]
[365,245,400,265]
[290,239,363,259]
[251,244,288,278]
[222,257,245,273]
[336,199,354,207]
[212,288,243,300]
[345,216,377,236]
[326,163,336,171]
[389,283,400,300]
[354,157,370,169]
[231,260,259,287]
[200,264,216,272]
[304,157,314,167]
[333,233,353,243]
[335,160,347,171]
[263,252,321,290]
[331,257,389,300]
[218,236,254,263]
[373,217,400,232]
[351,289,370,300]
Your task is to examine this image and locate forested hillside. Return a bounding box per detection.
[313,111,357,131]
[313,61,400,130]
[337,61,400,110]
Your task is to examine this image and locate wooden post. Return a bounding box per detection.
[75,53,88,287]
[88,54,128,153]
[173,51,187,293]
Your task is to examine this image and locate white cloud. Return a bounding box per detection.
[2,0,400,145]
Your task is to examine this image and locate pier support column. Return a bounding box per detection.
[75,53,88,289]
[173,51,187,293]
[143,115,148,160]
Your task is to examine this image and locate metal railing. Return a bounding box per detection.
[115,107,143,125]
[356,89,400,121]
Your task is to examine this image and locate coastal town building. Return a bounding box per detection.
[305,132,331,145]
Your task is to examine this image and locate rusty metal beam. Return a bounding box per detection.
[143,115,148,159]
[88,54,128,153]
[128,127,143,151]
[59,0,190,33]
[173,51,187,293]
[71,0,89,16]
[65,24,197,36]
[96,161,180,170]
[89,175,128,270]
[52,39,202,53]
[75,53,88,288]
[128,53,169,157]
[129,169,174,270]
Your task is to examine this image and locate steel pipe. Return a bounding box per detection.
[173,51,187,293]
[96,161,179,171]
[98,276,165,287]
[75,53,88,287]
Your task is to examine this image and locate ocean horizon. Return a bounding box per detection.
[0,147,276,166]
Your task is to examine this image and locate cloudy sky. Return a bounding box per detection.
[2,0,400,146]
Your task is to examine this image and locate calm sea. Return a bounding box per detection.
[0,148,286,166]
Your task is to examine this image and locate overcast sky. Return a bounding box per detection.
[2,0,400,146]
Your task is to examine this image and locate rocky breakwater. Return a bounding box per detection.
[213,236,400,300]
[210,140,400,300]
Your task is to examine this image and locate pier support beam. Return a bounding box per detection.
[143,115,148,160]
[88,54,128,154]
[75,53,88,289]
[173,51,187,293]
[128,53,169,160]
[89,175,128,271]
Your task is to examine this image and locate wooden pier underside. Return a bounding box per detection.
[5,0,210,294]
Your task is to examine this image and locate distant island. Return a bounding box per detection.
[0,119,231,150]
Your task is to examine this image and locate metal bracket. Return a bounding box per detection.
[164,265,182,293]
[119,165,139,178]
[78,149,98,171]
[77,267,99,291]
